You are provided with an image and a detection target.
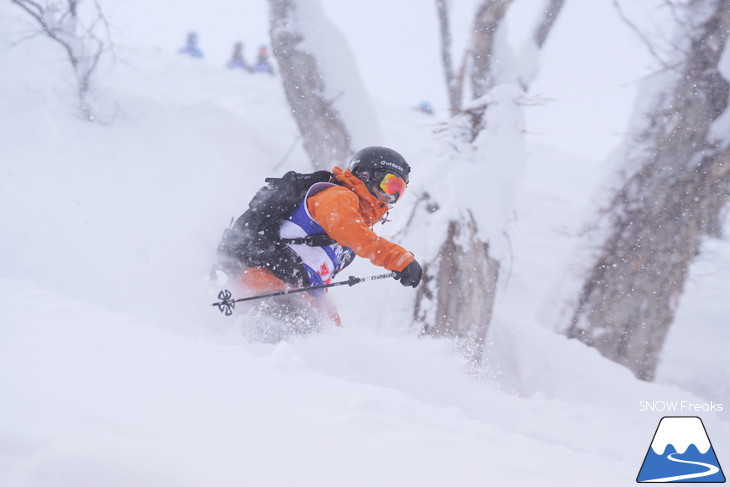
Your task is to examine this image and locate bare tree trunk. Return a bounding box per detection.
[269,0,353,170]
[470,0,514,101]
[10,0,112,121]
[436,0,467,114]
[567,1,730,381]
[417,0,565,357]
[415,215,500,360]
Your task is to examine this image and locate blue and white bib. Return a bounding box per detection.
[278,182,355,286]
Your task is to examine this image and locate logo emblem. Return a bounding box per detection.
[637,416,725,483]
[379,160,403,172]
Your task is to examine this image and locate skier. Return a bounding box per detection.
[415,100,434,115]
[250,45,275,74]
[214,146,422,332]
[178,32,204,58]
[226,42,250,71]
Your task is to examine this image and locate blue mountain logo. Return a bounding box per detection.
[637,416,725,483]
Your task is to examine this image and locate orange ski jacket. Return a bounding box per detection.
[306,167,415,273]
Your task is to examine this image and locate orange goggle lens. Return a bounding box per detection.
[379,173,407,201]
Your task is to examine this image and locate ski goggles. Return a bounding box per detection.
[379,173,407,203]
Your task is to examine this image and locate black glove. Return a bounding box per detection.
[394,260,422,288]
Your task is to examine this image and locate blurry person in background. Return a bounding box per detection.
[226,42,251,71]
[415,100,434,115]
[178,32,204,58]
[251,45,275,75]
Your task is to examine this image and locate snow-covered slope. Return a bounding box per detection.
[1,1,728,485]
[0,278,651,486]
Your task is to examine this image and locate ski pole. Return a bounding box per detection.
[211,272,396,316]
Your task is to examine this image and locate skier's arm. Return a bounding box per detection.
[307,188,414,272]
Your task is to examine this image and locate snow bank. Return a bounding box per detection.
[2,277,716,487]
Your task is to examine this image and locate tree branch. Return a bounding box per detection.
[9,0,113,120]
[470,0,514,100]
[436,0,463,113]
[533,0,565,48]
[613,0,673,69]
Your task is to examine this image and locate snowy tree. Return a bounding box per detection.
[9,0,112,121]
[436,0,564,115]
[566,0,730,381]
[413,0,565,358]
[268,0,381,170]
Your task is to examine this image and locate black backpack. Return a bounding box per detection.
[217,170,338,285]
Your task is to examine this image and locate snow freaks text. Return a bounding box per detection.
[639,401,724,413]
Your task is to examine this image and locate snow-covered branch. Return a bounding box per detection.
[533,0,565,48]
[469,0,515,101]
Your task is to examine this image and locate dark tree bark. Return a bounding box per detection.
[268,0,353,170]
[567,1,730,381]
[415,215,500,347]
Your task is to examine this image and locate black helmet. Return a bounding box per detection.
[348,146,410,204]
